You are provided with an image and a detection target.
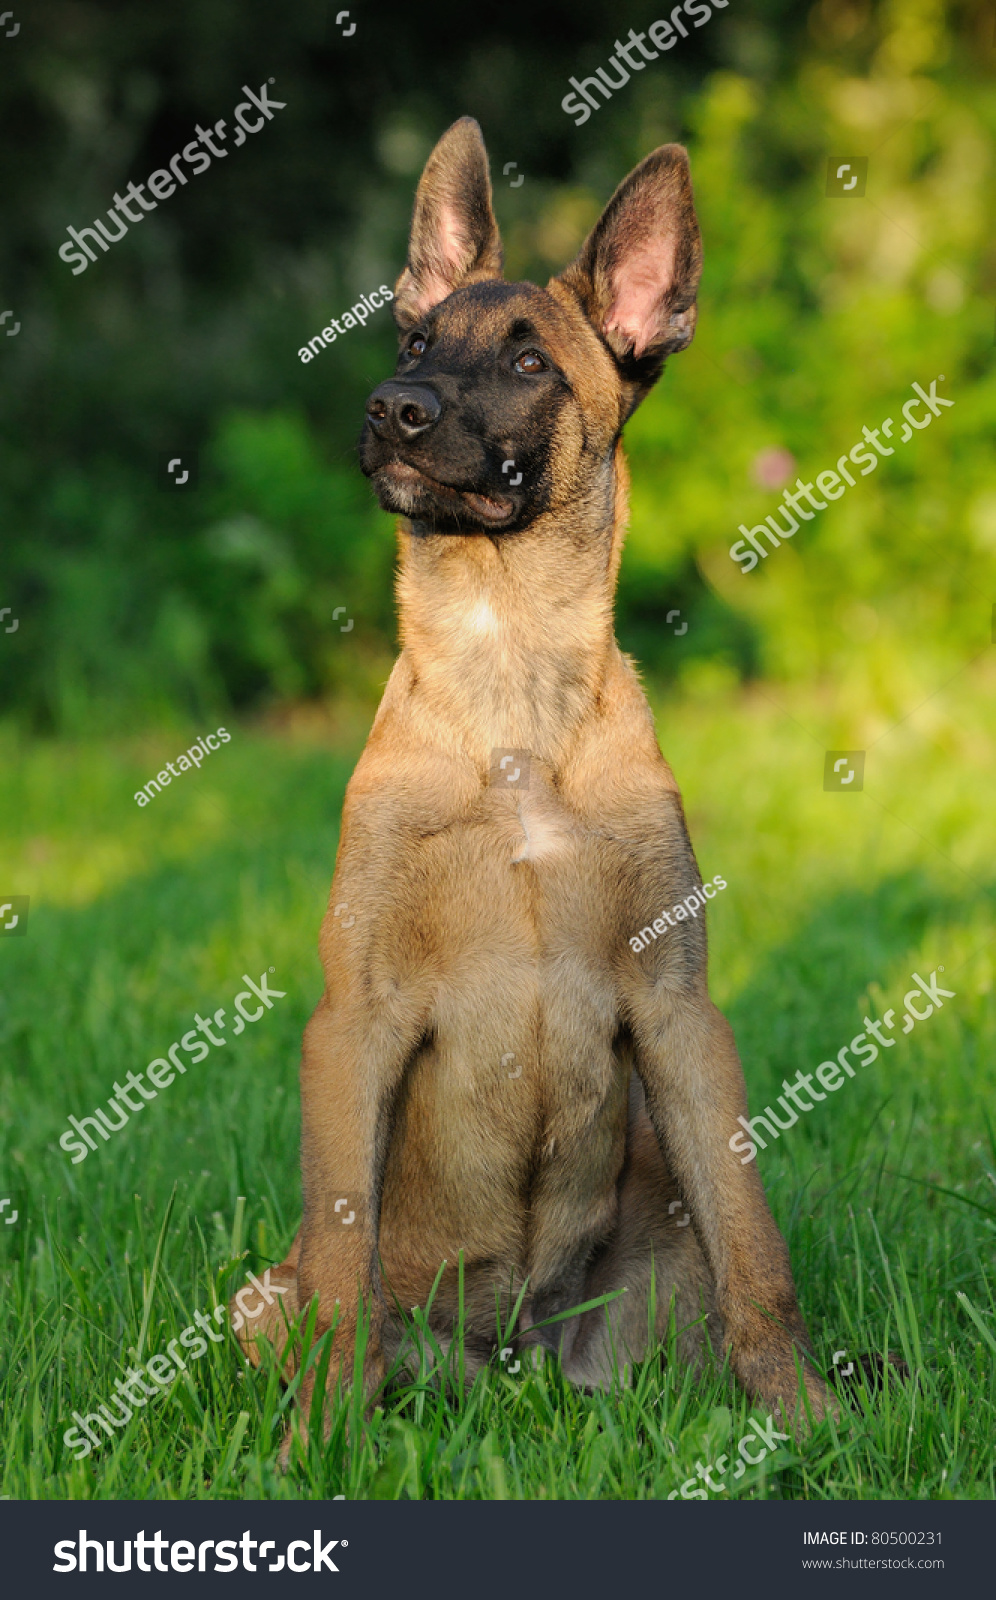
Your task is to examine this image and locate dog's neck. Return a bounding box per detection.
[391,448,629,769]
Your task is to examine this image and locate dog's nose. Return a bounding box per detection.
[365,381,441,440]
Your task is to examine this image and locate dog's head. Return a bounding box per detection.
[359,117,702,536]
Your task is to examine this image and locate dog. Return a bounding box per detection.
[235,116,833,1448]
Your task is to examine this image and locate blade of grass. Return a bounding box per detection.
[955,1290,996,1358]
[135,1183,176,1362]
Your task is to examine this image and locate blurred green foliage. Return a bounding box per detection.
[1,0,994,732]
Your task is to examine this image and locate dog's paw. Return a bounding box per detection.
[276,1339,387,1471]
[229,1265,300,1378]
[781,1370,842,1435]
[277,1415,308,1472]
[734,1343,840,1438]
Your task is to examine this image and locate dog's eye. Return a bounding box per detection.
[515,350,546,374]
[407,335,427,357]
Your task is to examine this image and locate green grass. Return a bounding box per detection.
[1,664,994,1501]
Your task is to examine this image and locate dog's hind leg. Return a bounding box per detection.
[621,961,835,1429]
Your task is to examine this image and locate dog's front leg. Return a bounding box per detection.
[624,972,833,1428]
[289,970,427,1451]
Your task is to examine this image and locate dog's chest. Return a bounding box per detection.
[404,782,625,1098]
[504,790,577,866]
[376,775,635,1246]
[407,776,627,961]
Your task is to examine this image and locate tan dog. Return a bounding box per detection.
[237,117,832,1446]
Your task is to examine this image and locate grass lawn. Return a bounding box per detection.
[1,661,994,1501]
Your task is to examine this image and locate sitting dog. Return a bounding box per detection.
[236,116,832,1446]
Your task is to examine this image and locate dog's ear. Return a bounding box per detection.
[393,117,504,330]
[555,144,702,411]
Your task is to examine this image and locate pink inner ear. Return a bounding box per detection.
[413,266,455,318]
[604,238,677,357]
[438,201,471,278]
[412,200,474,316]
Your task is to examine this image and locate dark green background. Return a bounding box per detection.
[3,0,992,733]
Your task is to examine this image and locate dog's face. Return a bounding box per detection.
[360,277,600,535]
[359,118,702,536]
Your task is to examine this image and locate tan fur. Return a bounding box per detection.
[235,119,833,1452]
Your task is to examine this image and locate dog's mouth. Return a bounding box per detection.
[374,460,515,527]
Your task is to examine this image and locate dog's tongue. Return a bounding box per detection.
[463,490,513,522]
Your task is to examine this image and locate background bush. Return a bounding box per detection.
[2,0,993,733]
